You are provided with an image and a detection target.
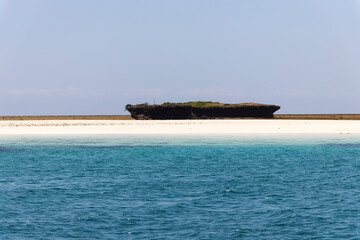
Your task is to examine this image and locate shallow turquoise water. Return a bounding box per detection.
[1,135,360,239]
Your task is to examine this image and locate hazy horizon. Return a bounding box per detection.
[1,0,360,115]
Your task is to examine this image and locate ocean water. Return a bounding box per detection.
[1,135,360,239]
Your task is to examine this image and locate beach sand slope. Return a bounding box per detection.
[0,120,360,135]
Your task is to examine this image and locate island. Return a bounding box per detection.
[126,101,281,120]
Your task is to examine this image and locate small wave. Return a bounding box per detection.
[0,147,23,152]
[75,145,167,149]
[322,143,360,148]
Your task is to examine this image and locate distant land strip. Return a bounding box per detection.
[0,115,134,121]
[275,114,360,120]
[0,114,360,120]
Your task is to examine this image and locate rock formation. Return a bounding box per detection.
[126,101,280,120]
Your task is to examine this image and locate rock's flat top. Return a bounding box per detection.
[127,101,280,108]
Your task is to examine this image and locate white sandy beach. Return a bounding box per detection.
[0,119,359,135]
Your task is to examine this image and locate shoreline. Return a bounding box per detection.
[1,114,360,121]
[0,119,360,135]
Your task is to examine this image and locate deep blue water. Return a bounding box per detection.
[1,135,360,239]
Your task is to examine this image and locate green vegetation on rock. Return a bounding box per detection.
[156,101,268,107]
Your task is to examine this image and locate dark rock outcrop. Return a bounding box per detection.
[126,102,280,120]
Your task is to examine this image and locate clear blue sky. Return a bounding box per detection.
[1,0,360,115]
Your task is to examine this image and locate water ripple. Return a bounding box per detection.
[322,143,360,148]
[0,136,360,239]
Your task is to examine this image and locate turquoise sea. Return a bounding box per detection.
[1,135,360,239]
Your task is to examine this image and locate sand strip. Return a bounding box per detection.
[0,120,359,135]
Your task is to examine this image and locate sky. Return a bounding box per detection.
[0,0,360,115]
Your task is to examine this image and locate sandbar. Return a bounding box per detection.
[0,120,359,135]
